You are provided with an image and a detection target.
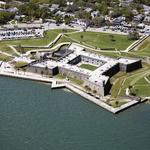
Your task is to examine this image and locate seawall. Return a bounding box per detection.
[0,71,139,114]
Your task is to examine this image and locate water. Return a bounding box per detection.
[0,76,150,150]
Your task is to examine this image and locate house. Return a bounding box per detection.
[112,16,126,25]
[7,7,18,13]
[132,9,139,16]
[85,7,92,13]
[55,10,66,17]
[137,23,145,29]
[49,4,59,12]
[33,18,43,24]
[119,0,133,7]
[0,1,6,8]
[133,14,144,23]
[66,1,74,6]
[143,16,150,25]
[143,5,150,16]
[77,19,90,27]
[39,4,49,9]
[91,11,100,19]
[65,13,75,17]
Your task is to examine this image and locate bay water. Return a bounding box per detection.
[0,76,150,150]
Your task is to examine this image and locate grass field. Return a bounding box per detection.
[80,64,98,71]
[13,61,29,69]
[110,63,150,97]
[0,29,138,58]
[119,69,150,97]
[67,31,135,50]
[0,29,74,55]
[133,37,150,57]
[0,54,12,61]
[107,100,127,108]
[54,73,84,85]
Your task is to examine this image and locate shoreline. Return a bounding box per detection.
[0,71,140,114]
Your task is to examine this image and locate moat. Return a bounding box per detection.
[0,76,150,150]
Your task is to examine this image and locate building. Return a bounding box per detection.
[143,16,150,25]
[0,1,6,8]
[0,27,44,41]
[28,43,142,96]
[91,11,100,19]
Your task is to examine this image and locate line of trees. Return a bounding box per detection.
[0,11,15,24]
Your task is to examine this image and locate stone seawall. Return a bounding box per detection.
[0,71,139,114]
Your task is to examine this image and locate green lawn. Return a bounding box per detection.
[132,37,150,57]
[68,77,84,85]
[137,37,150,52]
[67,31,135,50]
[13,61,29,69]
[0,29,75,54]
[54,73,65,79]
[119,68,150,97]
[132,85,150,97]
[111,63,150,97]
[80,64,98,71]
[0,54,12,61]
[111,77,125,98]
[108,100,127,108]
[54,73,84,85]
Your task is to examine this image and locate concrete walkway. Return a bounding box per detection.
[8,45,21,56]
[0,51,15,57]
[124,35,149,52]
[144,76,150,84]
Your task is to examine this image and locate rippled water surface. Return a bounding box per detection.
[0,77,150,150]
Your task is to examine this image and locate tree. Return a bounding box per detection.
[0,11,15,24]
[128,31,139,40]
[45,66,49,76]
[80,35,84,42]
[85,85,89,92]
[92,16,105,27]
[55,15,63,24]
[22,67,26,75]
[115,101,119,107]
[93,89,97,95]
[18,44,25,53]
[76,10,91,20]
[41,70,44,77]
[64,15,72,25]
[109,34,115,42]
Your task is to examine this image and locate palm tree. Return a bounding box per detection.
[88,87,91,93]
[43,31,48,44]
[41,70,44,77]
[85,85,89,92]
[45,66,48,76]
[22,67,26,75]
[93,89,97,95]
